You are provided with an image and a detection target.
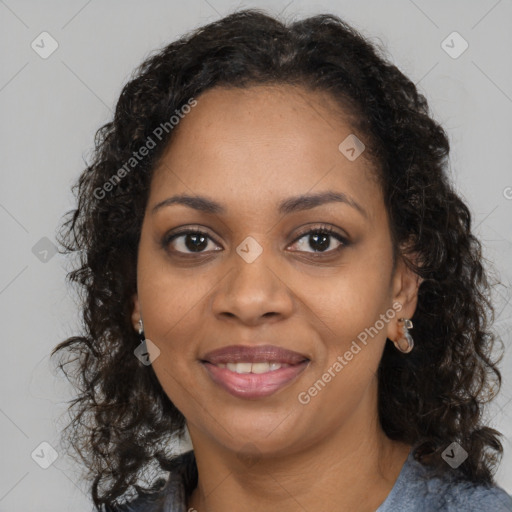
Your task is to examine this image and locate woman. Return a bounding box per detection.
[52,9,512,511]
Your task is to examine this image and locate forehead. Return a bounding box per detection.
[150,84,381,221]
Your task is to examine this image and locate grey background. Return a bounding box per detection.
[1,0,511,510]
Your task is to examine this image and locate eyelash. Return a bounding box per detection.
[162,224,350,257]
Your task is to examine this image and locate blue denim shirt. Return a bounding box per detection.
[106,449,512,511]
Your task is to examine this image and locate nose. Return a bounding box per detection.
[211,247,294,326]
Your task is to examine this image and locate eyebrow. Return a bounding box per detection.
[151,191,368,219]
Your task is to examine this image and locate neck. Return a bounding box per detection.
[187,391,411,512]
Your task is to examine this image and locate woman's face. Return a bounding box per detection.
[133,84,419,457]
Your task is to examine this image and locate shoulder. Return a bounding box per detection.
[438,478,512,511]
[102,450,196,512]
[378,450,512,512]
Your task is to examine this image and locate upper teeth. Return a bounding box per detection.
[217,362,290,373]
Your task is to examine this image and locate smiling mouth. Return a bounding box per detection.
[200,345,310,399]
[201,360,310,399]
[212,361,297,373]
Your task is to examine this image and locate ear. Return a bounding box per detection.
[131,293,141,332]
[387,252,423,342]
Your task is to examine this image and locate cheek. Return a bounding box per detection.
[137,256,211,412]
[138,266,214,350]
[301,260,392,414]
[136,220,219,340]
[307,247,394,344]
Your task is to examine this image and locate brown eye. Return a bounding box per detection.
[163,229,221,254]
[289,226,349,254]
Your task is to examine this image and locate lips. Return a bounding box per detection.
[201,344,309,365]
[200,344,310,399]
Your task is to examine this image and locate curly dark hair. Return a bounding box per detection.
[52,8,505,509]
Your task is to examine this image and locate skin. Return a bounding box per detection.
[131,84,422,512]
